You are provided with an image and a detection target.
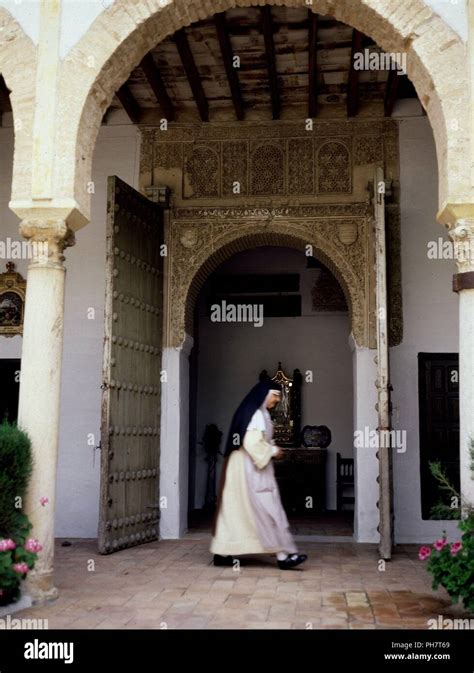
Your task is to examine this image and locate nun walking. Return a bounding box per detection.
[210,378,307,570]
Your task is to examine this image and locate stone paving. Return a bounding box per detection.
[12,536,466,630]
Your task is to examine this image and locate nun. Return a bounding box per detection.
[210,378,307,570]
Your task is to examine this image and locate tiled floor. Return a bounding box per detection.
[12,535,469,630]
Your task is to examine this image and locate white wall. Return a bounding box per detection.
[192,247,354,512]
[391,112,460,543]
[55,123,141,537]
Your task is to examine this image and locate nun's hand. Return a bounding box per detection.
[273,447,285,460]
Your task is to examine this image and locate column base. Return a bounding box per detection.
[25,571,59,605]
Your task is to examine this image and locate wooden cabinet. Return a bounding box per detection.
[274,448,327,514]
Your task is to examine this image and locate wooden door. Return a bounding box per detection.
[98,176,164,554]
[418,353,460,519]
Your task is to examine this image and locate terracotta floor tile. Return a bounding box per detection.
[11,537,469,631]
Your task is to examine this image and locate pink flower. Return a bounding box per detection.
[39,497,49,507]
[12,562,29,575]
[24,539,42,553]
[418,545,431,560]
[450,541,462,556]
[433,538,447,551]
[0,539,16,552]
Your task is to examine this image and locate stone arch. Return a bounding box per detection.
[48,0,468,224]
[168,222,365,348]
[0,7,37,202]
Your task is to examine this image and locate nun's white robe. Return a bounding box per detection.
[210,406,297,556]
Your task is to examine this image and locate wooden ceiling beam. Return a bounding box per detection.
[140,53,176,122]
[214,12,245,121]
[308,11,318,118]
[116,84,142,124]
[347,28,364,117]
[260,6,280,120]
[174,28,209,122]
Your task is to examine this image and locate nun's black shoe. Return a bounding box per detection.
[213,554,234,567]
[277,553,308,570]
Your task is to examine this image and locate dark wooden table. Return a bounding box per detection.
[273,447,327,514]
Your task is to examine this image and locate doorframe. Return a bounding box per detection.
[158,274,381,544]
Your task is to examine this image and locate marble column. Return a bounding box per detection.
[16,218,75,602]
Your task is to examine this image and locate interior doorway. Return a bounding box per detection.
[188,245,354,537]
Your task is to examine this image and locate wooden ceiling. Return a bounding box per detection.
[0,6,419,126]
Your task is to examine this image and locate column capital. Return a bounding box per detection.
[443,217,474,290]
[19,217,76,268]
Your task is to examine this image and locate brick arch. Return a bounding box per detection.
[168,223,365,347]
[0,7,37,202]
[51,0,467,225]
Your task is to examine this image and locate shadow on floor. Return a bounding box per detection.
[188,508,354,537]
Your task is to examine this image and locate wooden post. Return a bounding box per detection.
[374,166,394,560]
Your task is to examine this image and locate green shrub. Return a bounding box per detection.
[419,514,474,613]
[0,421,40,606]
[419,440,474,613]
[0,420,32,537]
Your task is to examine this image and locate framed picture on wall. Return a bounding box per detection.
[0,262,26,337]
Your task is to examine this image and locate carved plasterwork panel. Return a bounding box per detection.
[183,145,219,198]
[250,144,285,195]
[288,138,314,195]
[140,120,399,202]
[222,141,248,196]
[312,267,349,312]
[316,140,351,193]
[155,142,183,170]
[354,135,384,166]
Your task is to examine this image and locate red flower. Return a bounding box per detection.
[433,538,447,551]
[418,545,431,560]
[450,541,462,556]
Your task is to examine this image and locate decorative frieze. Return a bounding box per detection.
[141,121,398,202]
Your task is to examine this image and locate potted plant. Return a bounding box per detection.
[418,440,474,613]
[0,420,41,606]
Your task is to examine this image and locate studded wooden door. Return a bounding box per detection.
[98,176,164,554]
